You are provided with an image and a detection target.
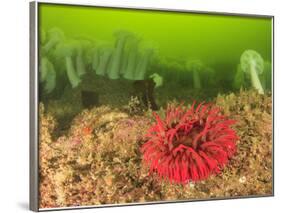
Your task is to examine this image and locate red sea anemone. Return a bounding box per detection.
[141,102,238,184]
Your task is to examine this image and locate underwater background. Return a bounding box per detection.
[38,3,273,209]
[40,4,272,64]
[39,3,272,105]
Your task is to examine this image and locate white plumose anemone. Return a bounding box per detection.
[240,50,265,94]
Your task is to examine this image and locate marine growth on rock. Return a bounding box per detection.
[141,102,238,184]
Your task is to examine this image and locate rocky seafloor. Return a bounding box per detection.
[39,90,272,208]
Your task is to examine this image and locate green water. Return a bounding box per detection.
[40,4,272,63]
[38,3,272,110]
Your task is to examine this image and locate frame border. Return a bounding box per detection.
[30,1,39,211]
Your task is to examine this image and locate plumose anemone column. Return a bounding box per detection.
[62,42,81,88]
[134,49,154,80]
[40,57,56,93]
[240,49,265,94]
[233,64,245,90]
[260,61,272,92]
[123,37,140,80]
[66,56,81,88]
[44,61,56,94]
[92,47,100,71]
[54,40,82,88]
[96,46,113,76]
[40,57,49,83]
[186,59,204,89]
[76,47,86,77]
[107,31,132,79]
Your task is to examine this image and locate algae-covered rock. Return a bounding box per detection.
[215,89,272,196]
[39,89,272,208]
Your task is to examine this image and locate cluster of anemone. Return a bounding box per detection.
[92,31,157,81]
[152,56,216,90]
[183,50,271,93]
[152,56,186,86]
[39,28,158,95]
[40,28,90,93]
[141,102,238,184]
[40,28,272,96]
[153,50,271,94]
